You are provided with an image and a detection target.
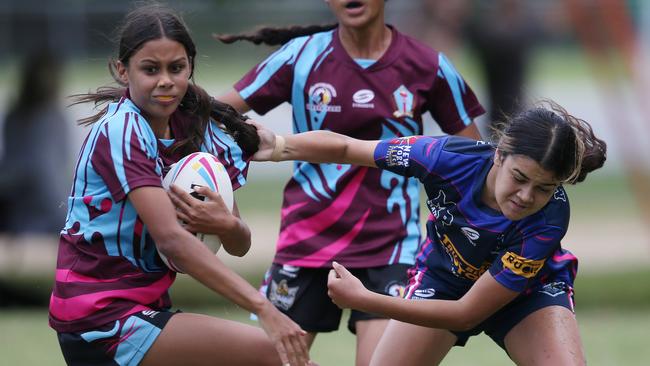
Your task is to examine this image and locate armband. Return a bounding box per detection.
[271,135,285,162]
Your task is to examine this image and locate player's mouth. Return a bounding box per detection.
[345,1,365,15]
[346,1,363,9]
[153,95,177,105]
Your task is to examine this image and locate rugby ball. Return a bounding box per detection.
[160,152,233,272]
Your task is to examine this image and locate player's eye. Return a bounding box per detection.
[142,65,158,74]
[170,63,186,73]
[512,175,526,184]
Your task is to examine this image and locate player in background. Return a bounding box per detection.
[250,100,606,365]
[48,4,311,366]
[211,1,484,363]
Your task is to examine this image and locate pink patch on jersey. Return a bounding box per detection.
[552,252,577,262]
[286,208,370,267]
[49,274,174,322]
[55,269,143,284]
[276,168,367,251]
[281,201,309,218]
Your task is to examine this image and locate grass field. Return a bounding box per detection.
[1,306,649,366]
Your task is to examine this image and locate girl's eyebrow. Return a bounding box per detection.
[513,168,556,187]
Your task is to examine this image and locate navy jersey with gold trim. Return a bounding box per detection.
[374,135,577,296]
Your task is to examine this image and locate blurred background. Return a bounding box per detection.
[0,0,649,365]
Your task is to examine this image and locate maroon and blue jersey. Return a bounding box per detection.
[235,26,485,268]
[49,97,249,333]
[374,135,578,296]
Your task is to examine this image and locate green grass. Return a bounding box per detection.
[2,307,649,366]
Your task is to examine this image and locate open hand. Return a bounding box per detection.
[256,302,311,366]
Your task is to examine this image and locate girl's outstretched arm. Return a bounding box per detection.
[251,123,379,167]
[327,262,518,331]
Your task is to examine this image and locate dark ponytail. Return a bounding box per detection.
[215,23,338,46]
[177,83,259,156]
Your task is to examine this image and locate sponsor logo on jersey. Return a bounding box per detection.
[279,264,300,278]
[269,279,299,311]
[352,89,375,109]
[553,188,567,202]
[501,252,545,278]
[412,288,436,299]
[426,190,456,226]
[385,144,412,167]
[392,85,415,118]
[306,82,341,112]
[385,282,406,297]
[539,281,569,297]
[141,310,160,318]
[460,227,480,246]
[440,233,491,281]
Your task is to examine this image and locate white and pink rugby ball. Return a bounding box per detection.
[160,152,233,272]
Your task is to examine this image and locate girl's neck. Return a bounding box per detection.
[338,23,392,60]
[146,114,171,139]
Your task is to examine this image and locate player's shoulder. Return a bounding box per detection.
[394,28,439,62]
[441,136,495,157]
[519,186,571,232]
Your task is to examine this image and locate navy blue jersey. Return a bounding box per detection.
[374,135,577,295]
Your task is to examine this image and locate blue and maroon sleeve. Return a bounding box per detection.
[426,53,485,135]
[234,38,309,115]
[201,120,249,191]
[374,135,447,181]
[91,112,161,202]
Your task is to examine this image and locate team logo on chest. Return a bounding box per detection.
[392,85,415,118]
[306,82,341,112]
[426,190,456,226]
[352,89,375,109]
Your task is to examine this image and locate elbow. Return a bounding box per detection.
[446,302,484,332]
[450,317,481,332]
[223,239,251,257]
[153,228,187,262]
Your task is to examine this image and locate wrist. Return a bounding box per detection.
[270,135,285,161]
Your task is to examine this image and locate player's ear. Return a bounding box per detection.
[115,60,129,85]
[494,148,502,166]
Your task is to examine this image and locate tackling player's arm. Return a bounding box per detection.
[328,262,519,331]
[252,126,379,168]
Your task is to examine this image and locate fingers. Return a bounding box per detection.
[331,261,348,277]
[168,184,198,209]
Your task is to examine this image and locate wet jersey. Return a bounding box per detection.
[235,26,485,268]
[374,135,577,295]
[49,97,249,333]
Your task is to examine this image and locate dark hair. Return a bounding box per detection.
[215,23,338,46]
[493,100,607,184]
[71,3,259,155]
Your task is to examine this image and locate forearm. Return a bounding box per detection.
[162,230,267,314]
[276,131,378,167]
[359,291,476,331]
[218,215,251,257]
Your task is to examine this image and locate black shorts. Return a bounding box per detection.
[261,263,411,334]
[452,281,575,349]
[57,309,177,366]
